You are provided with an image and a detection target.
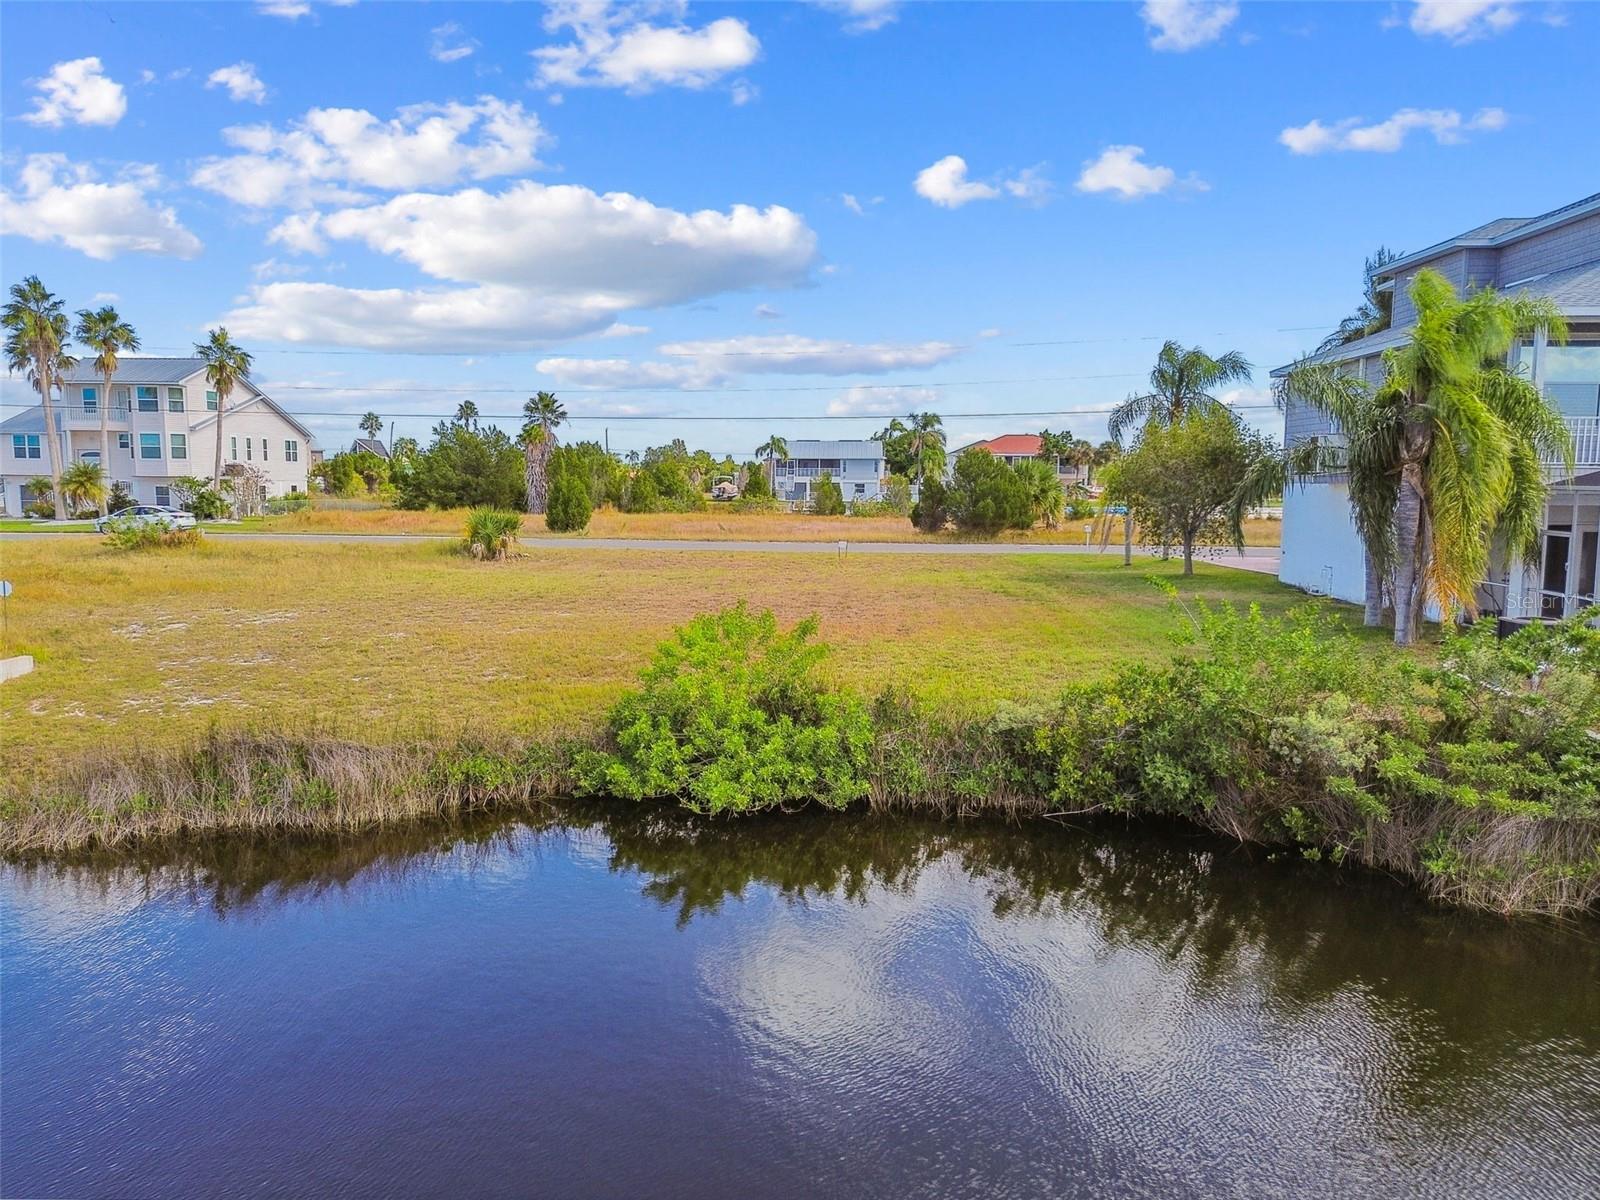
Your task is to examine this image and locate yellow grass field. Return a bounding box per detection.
[0,537,1310,787]
[250,504,1285,546]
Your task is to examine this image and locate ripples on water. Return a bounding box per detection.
[4,805,1598,1200]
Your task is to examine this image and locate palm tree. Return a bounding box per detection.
[754,434,789,492]
[3,277,74,519]
[194,328,253,488]
[1318,247,1404,353]
[521,391,567,513]
[454,400,480,430]
[1277,269,1572,644]
[1108,340,1253,447]
[58,459,107,516]
[905,411,946,484]
[73,305,140,515]
[359,411,383,439]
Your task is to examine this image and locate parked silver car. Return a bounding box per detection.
[94,505,200,533]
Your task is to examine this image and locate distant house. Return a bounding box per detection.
[1,357,317,515]
[1273,191,1599,618]
[951,434,1086,484]
[766,439,887,505]
[351,437,390,459]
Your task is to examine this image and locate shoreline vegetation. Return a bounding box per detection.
[4,565,1596,916]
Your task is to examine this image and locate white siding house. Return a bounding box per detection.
[766,439,888,505]
[1,358,317,515]
[1274,193,1600,619]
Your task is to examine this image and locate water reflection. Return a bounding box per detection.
[5,803,1598,1200]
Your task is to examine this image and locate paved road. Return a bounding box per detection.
[1,528,1281,570]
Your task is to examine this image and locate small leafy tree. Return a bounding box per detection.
[576,603,872,814]
[740,461,772,501]
[624,471,661,513]
[812,472,846,515]
[1105,408,1275,575]
[399,422,526,510]
[911,476,948,532]
[170,475,231,519]
[546,466,593,532]
[944,447,1032,535]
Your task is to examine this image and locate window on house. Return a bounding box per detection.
[136,386,159,412]
[246,437,253,461]
[139,433,161,460]
[260,439,268,462]
[117,432,131,451]
[854,483,866,496]
[81,387,98,412]
[290,484,299,493]
[12,434,41,459]
[206,390,219,411]
[170,434,187,460]
[155,486,171,507]
[81,450,101,465]
[284,439,299,462]
[168,388,185,413]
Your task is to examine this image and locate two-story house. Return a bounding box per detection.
[766,439,887,506]
[950,434,1088,486]
[1273,192,1600,620]
[1,357,316,515]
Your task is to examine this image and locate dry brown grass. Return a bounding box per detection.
[256,504,1283,547]
[0,536,1305,791]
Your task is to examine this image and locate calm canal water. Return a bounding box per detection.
[4,805,1598,1199]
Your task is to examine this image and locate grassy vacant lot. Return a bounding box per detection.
[226,505,1285,546]
[1,537,1310,787]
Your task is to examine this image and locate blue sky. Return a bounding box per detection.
[2,0,1596,458]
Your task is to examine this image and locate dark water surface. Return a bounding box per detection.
[4,806,1598,1200]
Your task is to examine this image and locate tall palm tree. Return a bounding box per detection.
[194,328,253,488]
[905,411,946,484]
[454,400,480,430]
[1108,340,1253,446]
[1277,269,1571,644]
[74,305,140,515]
[3,277,74,519]
[1318,246,1404,353]
[359,411,383,439]
[754,434,789,491]
[521,391,567,514]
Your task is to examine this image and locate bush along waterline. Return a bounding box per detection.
[3,596,1596,916]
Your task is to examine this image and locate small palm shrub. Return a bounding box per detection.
[463,508,521,560]
[577,602,873,814]
[546,471,592,532]
[103,515,201,550]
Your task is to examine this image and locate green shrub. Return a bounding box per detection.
[811,472,846,515]
[910,477,948,532]
[546,470,593,532]
[740,464,772,501]
[853,474,913,517]
[463,508,521,560]
[577,603,873,814]
[102,514,202,551]
[624,472,661,513]
[171,475,232,519]
[944,447,1032,534]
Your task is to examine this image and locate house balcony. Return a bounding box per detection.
[56,402,132,426]
[1565,415,1600,468]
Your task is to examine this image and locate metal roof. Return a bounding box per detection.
[58,357,213,385]
[778,439,884,458]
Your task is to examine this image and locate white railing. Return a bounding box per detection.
[58,403,132,421]
[1565,416,1600,467]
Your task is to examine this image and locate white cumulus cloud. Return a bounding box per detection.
[221,182,818,351]
[0,154,202,261]
[1406,0,1522,43]
[207,62,268,104]
[1279,106,1508,154]
[913,155,999,208]
[258,1,312,18]
[827,384,938,416]
[1074,145,1202,199]
[1140,0,1239,51]
[21,57,127,127]
[191,97,549,207]
[533,1,760,93]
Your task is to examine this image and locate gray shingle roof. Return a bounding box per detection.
[58,357,211,385]
[352,437,389,457]
[1504,258,1600,309]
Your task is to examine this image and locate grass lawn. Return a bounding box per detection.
[0,537,1319,787]
[242,505,1285,547]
